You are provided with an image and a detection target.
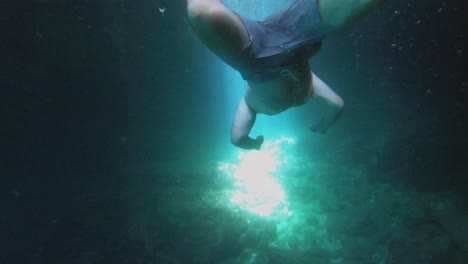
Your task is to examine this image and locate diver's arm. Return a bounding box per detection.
[309,73,344,134]
[231,96,264,150]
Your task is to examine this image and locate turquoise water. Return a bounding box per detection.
[2,0,467,263]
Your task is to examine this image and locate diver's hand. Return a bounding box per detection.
[254,135,264,150]
[308,119,327,134]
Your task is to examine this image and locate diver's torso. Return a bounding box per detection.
[245,66,312,115]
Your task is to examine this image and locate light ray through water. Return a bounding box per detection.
[218,137,295,217]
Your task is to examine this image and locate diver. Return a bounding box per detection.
[187,0,384,150]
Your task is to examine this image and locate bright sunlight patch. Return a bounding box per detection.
[218,137,295,217]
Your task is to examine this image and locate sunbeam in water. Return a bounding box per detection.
[218,136,295,217]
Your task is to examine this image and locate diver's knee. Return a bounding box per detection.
[319,0,384,29]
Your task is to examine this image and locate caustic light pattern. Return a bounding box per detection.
[218,137,295,217]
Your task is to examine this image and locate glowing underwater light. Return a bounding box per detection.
[218,137,295,217]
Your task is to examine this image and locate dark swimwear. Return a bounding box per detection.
[219,0,334,83]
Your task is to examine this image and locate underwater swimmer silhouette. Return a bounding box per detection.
[187,0,384,150]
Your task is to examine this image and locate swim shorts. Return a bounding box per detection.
[219,0,334,82]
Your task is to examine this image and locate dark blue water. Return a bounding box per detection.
[2,0,467,263]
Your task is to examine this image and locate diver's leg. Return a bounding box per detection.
[308,73,344,133]
[231,96,264,150]
[318,0,384,28]
[187,0,250,55]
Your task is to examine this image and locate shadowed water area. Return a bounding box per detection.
[2,0,467,263]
